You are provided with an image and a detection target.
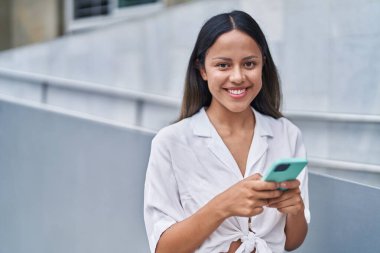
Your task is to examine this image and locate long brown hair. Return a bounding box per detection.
[178,10,283,121]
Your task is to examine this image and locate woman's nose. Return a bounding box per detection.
[229,67,245,84]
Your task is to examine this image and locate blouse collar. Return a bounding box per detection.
[191,107,274,138]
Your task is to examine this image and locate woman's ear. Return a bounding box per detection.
[200,66,208,81]
[196,59,208,81]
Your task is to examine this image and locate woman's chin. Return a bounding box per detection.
[224,104,252,114]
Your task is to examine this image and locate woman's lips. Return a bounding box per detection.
[225,88,248,98]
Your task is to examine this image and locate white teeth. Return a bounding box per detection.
[228,89,246,95]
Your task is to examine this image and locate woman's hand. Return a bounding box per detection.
[267,180,304,216]
[212,173,283,219]
[266,180,308,250]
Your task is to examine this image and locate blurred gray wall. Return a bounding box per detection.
[296,173,380,253]
[0,97,152,253]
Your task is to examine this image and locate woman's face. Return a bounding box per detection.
[200,29,263,114]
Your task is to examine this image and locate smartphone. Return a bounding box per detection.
[262,158,308,190]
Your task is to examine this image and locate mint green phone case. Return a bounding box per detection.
[262,158,308,189]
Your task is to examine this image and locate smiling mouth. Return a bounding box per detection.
[227,88,246,95]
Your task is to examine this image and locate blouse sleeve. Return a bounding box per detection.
[293,128,311,224]
[144,134,185,253]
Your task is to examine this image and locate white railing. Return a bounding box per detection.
[284,110,380,124]
[0,67,180,107]
[0,67,180,127]
[308,157,380,174]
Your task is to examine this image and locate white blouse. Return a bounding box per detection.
[144,107,310,253]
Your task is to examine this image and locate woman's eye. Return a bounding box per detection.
[217,63,229,69]
[244,61,256,69]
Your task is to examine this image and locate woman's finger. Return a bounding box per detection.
[267,188,300,205]
[252,189,283,200]
[248,179,280,191]
[268,196,303,209]
[278,179,300,190]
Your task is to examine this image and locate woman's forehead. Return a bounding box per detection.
[206,30,262,59]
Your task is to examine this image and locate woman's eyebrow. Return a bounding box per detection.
[211,55,260,61]
[243,55,260,60]
[211,57,232,61]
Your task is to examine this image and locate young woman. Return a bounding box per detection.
[144,10,310,253]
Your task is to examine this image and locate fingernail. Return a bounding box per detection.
[280,182,287,188]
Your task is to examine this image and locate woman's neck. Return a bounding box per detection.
[205,105,255,135]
